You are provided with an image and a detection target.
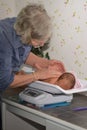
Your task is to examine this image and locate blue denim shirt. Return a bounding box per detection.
[0,18,32,90]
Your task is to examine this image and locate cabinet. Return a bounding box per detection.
[46,120,71,130]
[2,88,87,130]
[2,101,86,130]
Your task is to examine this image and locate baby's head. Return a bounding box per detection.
[55,72,76,90]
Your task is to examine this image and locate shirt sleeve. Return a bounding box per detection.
[0,29,14,91]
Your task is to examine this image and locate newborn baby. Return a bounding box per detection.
[43,72,76,90]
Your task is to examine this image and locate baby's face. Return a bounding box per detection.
[56,78,73,90]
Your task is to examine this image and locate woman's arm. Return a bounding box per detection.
[10,67,61,88]
[25,52,49,69]
[10,73,35,88]
[25,52,66,72]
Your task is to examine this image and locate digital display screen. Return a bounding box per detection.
[23,89,43,97]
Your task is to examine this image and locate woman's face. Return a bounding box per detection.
[31,35,50,48]
[31,39,45,48]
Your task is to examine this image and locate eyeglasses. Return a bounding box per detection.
[31,38,50,48]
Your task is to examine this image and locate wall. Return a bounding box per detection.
[0,0,16,19]
[0,0,87,80]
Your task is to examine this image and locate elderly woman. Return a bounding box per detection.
[0,4,65,91]
[0,4,66,129]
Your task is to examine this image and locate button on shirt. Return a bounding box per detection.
[0,18,32,90]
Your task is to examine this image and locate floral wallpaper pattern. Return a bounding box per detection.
[0,0,15,19]
[0,0,87,80]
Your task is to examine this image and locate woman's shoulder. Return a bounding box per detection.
[0,18,15,31]
[0,17,18,48]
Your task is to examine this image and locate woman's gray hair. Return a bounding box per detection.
[14,4,52,44]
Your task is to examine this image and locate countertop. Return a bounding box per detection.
[1,87,87,129]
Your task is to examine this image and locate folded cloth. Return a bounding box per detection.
[74,78,83,89]
[69,71,83,89]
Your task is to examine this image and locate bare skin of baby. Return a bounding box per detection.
[42,72,76,90]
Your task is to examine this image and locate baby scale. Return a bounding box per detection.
[19,66,87,108]
[19,81,73,108]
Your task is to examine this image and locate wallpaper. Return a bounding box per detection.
[0,0,15,19]
[0,0,87,80]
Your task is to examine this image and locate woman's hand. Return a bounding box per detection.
[26,52,65,72]
[34,58,66,73]
[33,66,62,80]
[48,59,66,73]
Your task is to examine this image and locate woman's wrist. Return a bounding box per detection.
[32,72,39,81]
